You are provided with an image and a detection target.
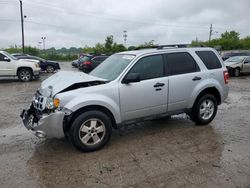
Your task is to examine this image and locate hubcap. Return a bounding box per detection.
[20,71,31,81]
[79,118,106,146]
[199,99,214,120]
[47,66,54,73]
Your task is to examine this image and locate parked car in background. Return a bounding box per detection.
[221,51,250,61]
[71,59,79,68]
[225,56,250,76]
[0,51,40,81]
[16,55,60,73]
[78,55,108,73]
[11,53,28,58]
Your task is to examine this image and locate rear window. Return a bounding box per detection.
[196,51,222,70]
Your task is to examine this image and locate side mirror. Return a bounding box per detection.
[244,61,249,64]
[3,57,10,62]
[123,73,141,84]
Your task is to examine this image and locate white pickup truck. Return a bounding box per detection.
[0,51,41,81]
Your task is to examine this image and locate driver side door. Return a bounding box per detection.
[0,53,15,76]
[119,54,168,121]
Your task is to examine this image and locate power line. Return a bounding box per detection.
[23,1,210,31]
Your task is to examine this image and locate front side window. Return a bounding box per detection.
[129,55,164,80]
[0,53,7,61]
[245,57,250,63]
[166,52,199,75]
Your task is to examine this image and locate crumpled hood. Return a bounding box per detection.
[224,61,242,67]
[41,71,106,95]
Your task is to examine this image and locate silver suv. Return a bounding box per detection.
[21,47,229,152]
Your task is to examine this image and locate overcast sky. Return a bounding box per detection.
[0,0,250,49]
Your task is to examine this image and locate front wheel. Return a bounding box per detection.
[69,110,112,152]
[46,65,55,73]
[18,68,32,82]
[190,94,218,125]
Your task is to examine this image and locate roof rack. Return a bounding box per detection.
[134,44,205,51]
[134,45,159,50]
[157,44,189,49]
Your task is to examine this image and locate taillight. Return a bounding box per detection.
[223,70,229,84]
[83,61,91,65]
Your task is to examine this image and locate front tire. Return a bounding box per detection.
[18,68,32,82]
[46,65,55,73]
[69,110,112,152]
[190,94,218,125]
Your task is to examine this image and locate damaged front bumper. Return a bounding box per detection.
[20,104,65,139]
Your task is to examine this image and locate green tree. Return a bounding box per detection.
[105,35,114,51]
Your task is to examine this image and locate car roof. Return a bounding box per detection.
[117,47,215,56]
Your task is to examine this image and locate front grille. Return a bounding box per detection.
[33,92,47,111]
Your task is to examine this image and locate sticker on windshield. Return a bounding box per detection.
[122,55,135,60]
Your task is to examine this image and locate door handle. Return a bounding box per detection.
[192,76,202,81]
[154,82,165,88]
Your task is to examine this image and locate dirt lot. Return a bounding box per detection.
[0,62,250,188]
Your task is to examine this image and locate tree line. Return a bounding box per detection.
[191,30,250,50]
[2,30,250,61]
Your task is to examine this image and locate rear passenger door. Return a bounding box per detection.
[166,52,203,111]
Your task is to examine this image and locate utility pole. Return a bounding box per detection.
[209,24,213,43]
[123,30,127,46]
[38,42,42,50]
[41,37,46,51]
[19,0,24,53]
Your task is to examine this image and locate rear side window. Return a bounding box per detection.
[196,51,222,69]
[166,52,199,75]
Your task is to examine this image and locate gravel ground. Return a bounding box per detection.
[0,62,250,188]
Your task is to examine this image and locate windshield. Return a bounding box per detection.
[80,56,91,62]
[3,51,17,60]
[90,54,135,81]
[225,56,246,63]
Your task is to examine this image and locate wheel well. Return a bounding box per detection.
[195,87,221,106]
[64,105,117,133]
[17,67,33,76]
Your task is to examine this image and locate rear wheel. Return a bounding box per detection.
[190,94,218,125]
[69,110,112,152]
[18,68,32,82]
[234,68,240,77]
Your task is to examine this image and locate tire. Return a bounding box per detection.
[190,94,218,125]
[69,110,112,152]
[18,68,32,82]
[234,68,240,77]
[46,65,55,73]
